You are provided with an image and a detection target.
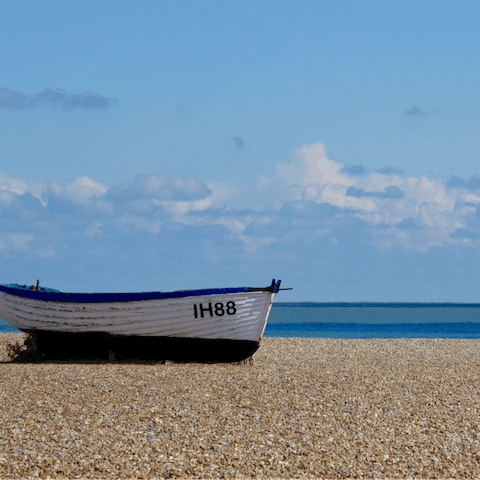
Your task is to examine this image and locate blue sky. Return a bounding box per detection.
[1,0,480,301]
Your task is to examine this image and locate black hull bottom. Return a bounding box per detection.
[24,330,260,363]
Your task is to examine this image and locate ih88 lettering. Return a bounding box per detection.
[193,301,236,318]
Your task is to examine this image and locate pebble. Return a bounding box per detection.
[1,333,480,478]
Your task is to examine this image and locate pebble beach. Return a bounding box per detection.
[1,333,480,479]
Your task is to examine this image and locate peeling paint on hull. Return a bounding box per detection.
[0,281,281,362]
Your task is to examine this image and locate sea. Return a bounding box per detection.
[265,303,480,338]
[2,302,480,338]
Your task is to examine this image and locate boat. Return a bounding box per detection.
[0,279,286,362]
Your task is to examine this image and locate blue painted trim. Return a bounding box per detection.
[0,283,267,304]
[2,284,61,293]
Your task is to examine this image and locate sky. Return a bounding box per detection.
[1,0,480,301]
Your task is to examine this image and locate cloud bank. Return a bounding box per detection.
[1,141,479,254]
[1,143,480,298]
[0,87,117,110]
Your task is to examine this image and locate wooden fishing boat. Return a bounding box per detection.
[0,279,285,362]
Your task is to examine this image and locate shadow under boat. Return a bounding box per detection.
[21,330,260,363]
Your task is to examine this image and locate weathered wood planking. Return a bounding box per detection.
[0,290,275,342]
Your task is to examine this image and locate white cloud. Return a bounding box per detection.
[47,176,109,207]
[158,196,213,216]
[0,173,46,208]
[277,142,352,188]
[0,173,31,196]
[0,142,479,263]
[249,142,473,251]
[108,174,211,202]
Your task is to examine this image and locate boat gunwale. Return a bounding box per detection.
[0,282,280,304]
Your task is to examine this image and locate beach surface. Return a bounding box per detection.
[1,333,479,479]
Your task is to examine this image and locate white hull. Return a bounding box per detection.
[0,290,275,343]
